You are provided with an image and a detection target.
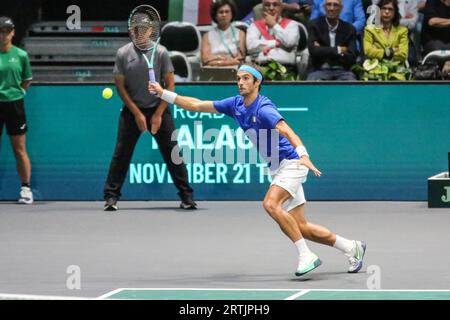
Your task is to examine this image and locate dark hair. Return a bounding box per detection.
[255,75,263,92]
[252,64,264,92]
[210,0,237,24]
[378,0,400,26]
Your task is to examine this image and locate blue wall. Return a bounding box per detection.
[0,83,449,201]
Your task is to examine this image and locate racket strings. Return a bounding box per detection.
[129,9,160,51]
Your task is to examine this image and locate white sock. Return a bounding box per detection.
[333,235,354,254]
[295,239,312,259]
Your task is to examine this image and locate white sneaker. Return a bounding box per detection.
[18,186,33,204]
[346,240,366,273]
[295,252,322,276]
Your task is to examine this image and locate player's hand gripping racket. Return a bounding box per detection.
[128,5,161,94]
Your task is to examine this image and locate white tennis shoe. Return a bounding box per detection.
[346,240,366,273]
[18,186,33,205]
[295,252,322,276]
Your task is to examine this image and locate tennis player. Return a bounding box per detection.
[149,64,366,276]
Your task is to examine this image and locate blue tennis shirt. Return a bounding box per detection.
[213,95,299,167]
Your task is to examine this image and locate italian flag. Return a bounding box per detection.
[168,0,212,25]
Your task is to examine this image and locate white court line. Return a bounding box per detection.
[301,289,450,292]
[0,293,90,300]
[6,289,450,300]
[285,290,311,300]
[278,108,309,112]
[96,288,450,300]
[96,288,301,299]
[101,288,299,291]
[95,288,126,300]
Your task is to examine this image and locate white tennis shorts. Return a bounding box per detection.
[270,159,309,212]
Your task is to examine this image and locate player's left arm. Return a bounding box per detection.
[275,119,304,149]
[21,54,32,91]
[275,120,322,176]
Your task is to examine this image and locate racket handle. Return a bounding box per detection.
[148,69,156,95]
[149,69,156,83]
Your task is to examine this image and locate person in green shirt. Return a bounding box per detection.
[0,16,33,204]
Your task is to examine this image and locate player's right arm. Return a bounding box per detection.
[174,95,218,114]
[148,82,218,114]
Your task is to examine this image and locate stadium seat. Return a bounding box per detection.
[422,50,450,65]
[160,21,201,58]
[31,65,114,82]
[23,36,128,63]
[28,21,128,35]
[22,21,131,82]
[295,22,309,80]
[160,21,202,80]
[170,51,193,82]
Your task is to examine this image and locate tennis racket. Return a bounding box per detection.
[128,5,161,93]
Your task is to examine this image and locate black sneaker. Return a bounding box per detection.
[179,194,197,210]
[104,197,118,211]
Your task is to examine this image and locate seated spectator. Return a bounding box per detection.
[283,0,314,24]
[364,0,409,64]
[247,0,300,67]
[421,0,450,55]
[398,0,421,64]
[307,0,358,80]
[310,0,366,34]
[414,0,427,33]
[201,0,246,67]
[398,0,419,30]
[253,0,313,24]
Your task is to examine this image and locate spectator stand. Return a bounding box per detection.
[23,21,129,83]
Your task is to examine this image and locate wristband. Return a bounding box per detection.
[296,145,309,158]
[161,89,178,104]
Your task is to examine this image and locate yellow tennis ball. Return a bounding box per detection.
[102,88,113,99]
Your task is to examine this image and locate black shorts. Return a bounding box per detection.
[0,99,28,136]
